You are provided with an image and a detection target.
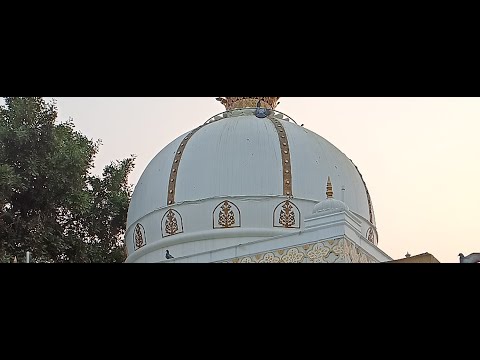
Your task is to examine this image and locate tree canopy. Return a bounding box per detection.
[0,97,135,263]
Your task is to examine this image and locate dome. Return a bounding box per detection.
[312,198,349,213]
[125,100,377,259]
[312,177,350,214]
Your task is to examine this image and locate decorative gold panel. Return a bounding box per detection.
[221,238,378,263]
[213,200,241,229]
[273,200,300,229]
[281,248,304,263]
[161,209,184,238]
[259,252,280,263]
[133,223,146,251]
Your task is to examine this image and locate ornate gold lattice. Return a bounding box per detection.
[216,97,280,110]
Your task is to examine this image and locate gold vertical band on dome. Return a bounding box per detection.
[167,125,205,205]
[268,118,293,197]
[352,162,375,224]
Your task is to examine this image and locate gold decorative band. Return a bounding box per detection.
[268,118,293,196]
[352,162,374,224]
[167,125,206,205]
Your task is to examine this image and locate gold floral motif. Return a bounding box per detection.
[349,243,360,263]
[218,201,236,228]
[260,253,280,263]
[332,244,344,255]
[344,240,351,263]
[307,243,331,263]
[161,208,184,238]
[281,248,304,263]
[279,200,296,228]
[344,239,376,263]
[134,223,146,250]
[228,238,378,264]
[214,200,240,229]
[165,209,179,236]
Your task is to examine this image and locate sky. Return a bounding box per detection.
[26,97,480,263]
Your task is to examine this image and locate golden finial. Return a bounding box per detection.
[326,176,334,199]
[216,97,280,110]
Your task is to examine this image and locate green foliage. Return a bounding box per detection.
[0,97,135,263]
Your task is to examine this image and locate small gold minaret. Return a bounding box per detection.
[216,97,280,110]
[326,176,334,199]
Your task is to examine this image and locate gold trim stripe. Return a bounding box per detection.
[167,125,205,205]
[167,115,293,204]
[268,118,293,196]
[352,161,374,224]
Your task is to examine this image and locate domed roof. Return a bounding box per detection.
[312,177,350,214]
[126,101,376,239]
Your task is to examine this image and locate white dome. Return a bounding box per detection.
[125,107,377,257]
[312,198,349,214]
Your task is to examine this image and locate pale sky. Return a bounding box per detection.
[10,97,480,263]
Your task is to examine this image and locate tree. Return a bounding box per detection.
[0,97,135,263]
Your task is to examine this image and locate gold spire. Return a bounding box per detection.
[216,97,280,110]
[326,176,334,199]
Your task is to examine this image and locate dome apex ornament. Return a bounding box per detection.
[216,97,280,110]
[326,176,334,199]
[254,99,271,118]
